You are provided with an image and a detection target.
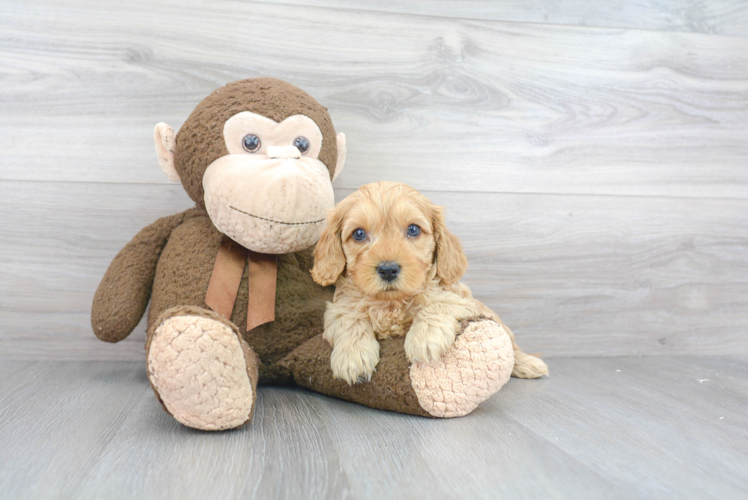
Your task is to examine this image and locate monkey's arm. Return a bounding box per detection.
[91,210,191,343]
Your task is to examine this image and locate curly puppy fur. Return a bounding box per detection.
[312,182,548,385]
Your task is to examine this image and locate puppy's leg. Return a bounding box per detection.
[405,292,479,364]
[323,303,380,385]
[405,315,458,364]
[473,299,549,378]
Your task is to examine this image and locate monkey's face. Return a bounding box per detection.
[202,112,335,253]
[153,78,346,255]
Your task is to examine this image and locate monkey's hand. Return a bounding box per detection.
[91,210,189,343]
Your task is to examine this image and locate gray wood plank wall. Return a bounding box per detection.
[1,0,747,360]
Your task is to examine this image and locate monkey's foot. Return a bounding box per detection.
[281,318,513,418]
[409,318,514,418]
[146,307,259,431]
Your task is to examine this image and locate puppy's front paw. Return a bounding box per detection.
[405,320,458,364]
[330,336,381,385]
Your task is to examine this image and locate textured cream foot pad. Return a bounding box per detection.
[410,319,514,418]
[147,315,254,430]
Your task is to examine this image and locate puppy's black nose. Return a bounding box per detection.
[377,262,400,282]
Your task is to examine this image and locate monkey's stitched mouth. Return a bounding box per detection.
[230,206,325,226]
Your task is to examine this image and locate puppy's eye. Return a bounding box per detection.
[242,134,261,153]
[407,224,421,237]
[352,228,366,241]
[293,136,310,155]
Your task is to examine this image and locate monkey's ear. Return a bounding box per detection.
[154,123,180,182]
[311,204,347,286]
[332,132,346,182]
[433,205,468,285]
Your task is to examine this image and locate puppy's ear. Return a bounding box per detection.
[433,205,468,285]
[311,204,347,286]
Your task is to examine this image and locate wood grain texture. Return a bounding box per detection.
[256,0,748,36]
[0,362,150,499]
[74,376,350,500]
[498,356,748,499]
[0,181,194,360]
[2,0,748,198]
[0,357,746,499]
[1,182,746,360]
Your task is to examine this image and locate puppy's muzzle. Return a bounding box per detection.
[376,261,401,282]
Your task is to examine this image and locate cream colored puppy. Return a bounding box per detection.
[312,182,548,385]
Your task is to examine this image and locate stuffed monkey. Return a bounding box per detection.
[92,78,521,430]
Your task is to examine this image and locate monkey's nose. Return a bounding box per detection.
[376,262,401,282]
[267,145,301,159]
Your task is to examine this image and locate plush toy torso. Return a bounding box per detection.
[147,208,332,383]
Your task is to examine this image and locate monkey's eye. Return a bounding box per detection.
[293,136,310,155]
[242,134,261,153]
[407,224,421,237]
[352,228,367,241]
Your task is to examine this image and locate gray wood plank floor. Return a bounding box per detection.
[0,357,746,500]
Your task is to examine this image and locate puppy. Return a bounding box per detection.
[311,182,549,385]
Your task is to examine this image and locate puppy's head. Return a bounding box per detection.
[311,182,468,300]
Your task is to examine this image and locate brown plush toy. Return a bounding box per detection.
[91,78,537,431]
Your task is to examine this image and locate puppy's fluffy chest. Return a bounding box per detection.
[330,275,478,345]
[362,281,474,340]
[365,299,422,340]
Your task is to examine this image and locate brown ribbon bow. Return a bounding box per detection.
[205,235,277,331]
